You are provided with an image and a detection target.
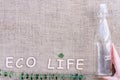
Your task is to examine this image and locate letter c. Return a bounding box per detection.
[16,58,23,68]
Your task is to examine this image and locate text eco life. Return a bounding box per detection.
[6,57,84,70]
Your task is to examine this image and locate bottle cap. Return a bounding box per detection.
[100,4,108,14]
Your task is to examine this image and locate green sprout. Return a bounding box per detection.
[4,71,8,77]
[58,53,64,58]
[35,74,39,80]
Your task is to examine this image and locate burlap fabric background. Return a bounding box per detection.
[0,0,120,80]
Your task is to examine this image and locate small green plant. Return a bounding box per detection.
[58,53,64,58]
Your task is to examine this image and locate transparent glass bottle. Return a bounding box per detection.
[95,4,112,76]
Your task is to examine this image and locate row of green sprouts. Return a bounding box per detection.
[0,69,85,80]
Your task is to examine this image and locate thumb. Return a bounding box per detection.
[112,43,120,73]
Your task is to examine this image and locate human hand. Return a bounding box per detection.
[103,43,120,80]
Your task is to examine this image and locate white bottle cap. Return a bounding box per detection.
[100,4,108,14]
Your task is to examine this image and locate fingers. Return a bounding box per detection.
[102,76,113,80]
[112,43,120,73]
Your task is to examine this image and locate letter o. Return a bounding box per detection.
[26,57,36,68]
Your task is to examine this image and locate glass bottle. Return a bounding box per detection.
[95,4,112,76]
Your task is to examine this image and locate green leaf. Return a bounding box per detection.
[58,53,64,58]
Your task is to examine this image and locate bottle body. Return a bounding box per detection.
[96,36,112,76]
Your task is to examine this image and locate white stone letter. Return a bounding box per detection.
[48,59,55,69]
[57,59,64,69]
[67,59,74,70]
[6,57,13,68]
[76,59,84,70]
[16,58,23,68]
[26,57,36,68]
